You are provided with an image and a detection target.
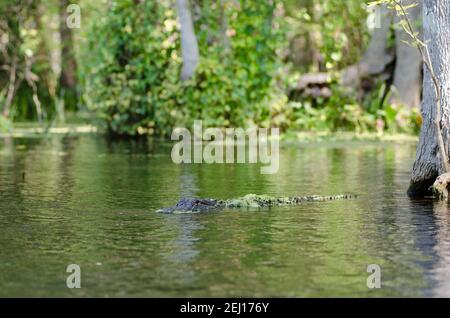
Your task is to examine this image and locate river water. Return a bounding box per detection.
[0,135,449,297]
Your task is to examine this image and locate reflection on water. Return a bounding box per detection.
[1,135,450,297]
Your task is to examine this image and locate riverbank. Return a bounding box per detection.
[0,123,418,144]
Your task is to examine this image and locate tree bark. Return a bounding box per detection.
[390,0,422,109]
[408,0,450,197]
[176,0,200,81]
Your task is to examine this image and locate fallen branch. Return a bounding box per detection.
[431,173,450,200]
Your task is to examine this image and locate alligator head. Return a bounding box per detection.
[157,198,222,213]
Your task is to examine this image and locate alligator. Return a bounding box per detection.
[157,194,356,213]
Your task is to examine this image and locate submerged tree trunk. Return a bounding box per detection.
[390,0,422,109]
[408,0,450,197]
[58,0,78,112]
[176,0,200,81]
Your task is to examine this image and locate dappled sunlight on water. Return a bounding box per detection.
[0,135,450,297]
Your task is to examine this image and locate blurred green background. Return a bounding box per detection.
[0,0,422,137]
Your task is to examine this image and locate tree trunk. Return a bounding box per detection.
[390,0,422,109]
[177,0,200,81]
[2,58,18,118]
[408,0,450,197]
[340,4,394,87]
[219,0,231,54]
[58,0,78,111]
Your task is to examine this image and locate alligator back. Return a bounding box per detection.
[225,194,356,208]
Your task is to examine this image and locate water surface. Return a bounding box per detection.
[0,135,448,297]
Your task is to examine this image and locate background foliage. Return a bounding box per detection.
[0,0,421,135]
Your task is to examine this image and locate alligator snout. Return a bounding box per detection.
[158,198,221,213]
